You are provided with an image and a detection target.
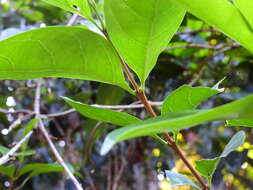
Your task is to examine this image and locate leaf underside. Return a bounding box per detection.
[101,94,253,155]
[63,97,140,126]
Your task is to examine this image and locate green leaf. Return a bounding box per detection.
[28,164,64,177]
[165,171,199,189]
[195,131,245,185]
[226,120,253,127]
[63,96,140,126]
[62,98,167,148]
[18,163,82,179]
[18,163,64,177]
[17,163,83,189]
[0,145,10,156]
[44,0,92,19]
[0,26,132,93]
[82,84,126,164]
[174,0,253,53]
[162,85,221,137]
[162,85,221,114]
[220,131,245,157]
[63,95,166,162]
[195,158,220,185]
[234,0,253,28]
[100,94,253,155]
[0,165,16,178]
[18,163,66,188]
[104,0,186,86]
[15,150,36,157]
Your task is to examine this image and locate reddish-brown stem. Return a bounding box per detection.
[137,91,209,190]
[167,138,209,190]
[102,28,209,190]
[102,30,139,91]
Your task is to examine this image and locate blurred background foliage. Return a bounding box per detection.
[0,0,253,189]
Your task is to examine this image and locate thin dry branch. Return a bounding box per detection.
[67,13,79,26]
[34,79,83,190]
[0,108,33,115]
[38,120,84,190]
[0,131,33,165]
[176,28,219,35]
[164,42,240,51]
[0,101,163,118]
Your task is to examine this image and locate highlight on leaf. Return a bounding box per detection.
[101,94,253,155]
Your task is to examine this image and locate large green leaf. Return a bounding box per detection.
[0,26,132,93]
[44,0,92,19]
[62,97,140,126]
[101,94,253,155]
[104,0,186,86]
[195,131,245,185]
[162,85,221,114]
[174,0,253,53]
[234,0,253,28]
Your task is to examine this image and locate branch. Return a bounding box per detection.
[164,42,240,51]
[101,23,210,189]
[38,120,84,190]
[0,131,33,165]
[0,108,33,115]
[34,79,83,190]
[176,28,219,35]
[46,101,162,117]
[67,13,79,26]
[0,102,163,118]
[1,113,34,135]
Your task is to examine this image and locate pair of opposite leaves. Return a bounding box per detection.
[0,0,185,93]
[1,0,253,92]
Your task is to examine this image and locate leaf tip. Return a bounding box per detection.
[212,77,226,92]
[60,96,69,101]
[100,137,115,156]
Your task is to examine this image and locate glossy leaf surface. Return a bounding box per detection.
[162,85,220,114]
[234,0,253,28]
[0,26,132,92]
[44,0,92,19]
[105,0,185,86]
[226,120,253,127]
[63,97,140,126]
[101,95,253,155]
[174,0,253,53]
